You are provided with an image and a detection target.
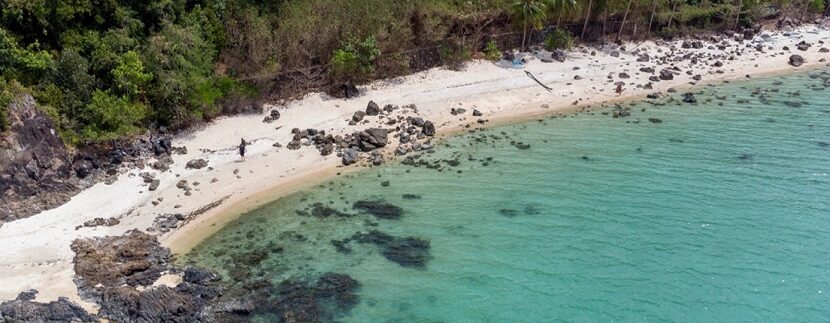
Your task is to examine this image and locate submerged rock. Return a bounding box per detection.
[353,200,403,219]
[352,230,432,269]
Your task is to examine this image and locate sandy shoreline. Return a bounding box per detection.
[1,24,829,310]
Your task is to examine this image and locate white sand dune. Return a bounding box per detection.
[1,25,828,311]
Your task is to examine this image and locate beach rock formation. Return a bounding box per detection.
[356,128,388,152]
[186,158,208,169]
[789,54,805,67]
[0,290,97,322]
[262,109,281,123]
[366,101,380,116]
[0,94,76,222]
[70,230,221,323]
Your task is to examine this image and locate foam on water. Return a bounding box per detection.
[182,70,830,322]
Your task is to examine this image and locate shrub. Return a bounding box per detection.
[440,39,472,70]
[329,36,381,82]
[544,29,574,51]
[112,50,152,99]
[657,26,679,40]
[484,40,501,61]
[81,90,149,141]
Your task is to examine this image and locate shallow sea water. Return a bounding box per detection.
[183,70,830,322]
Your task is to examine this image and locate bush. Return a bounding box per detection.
[484,40,501,61]
[440,39,472,70]
[81,90,149,141]
[657,26,680,40]
[329,36,381,82]
[544,29,574,51]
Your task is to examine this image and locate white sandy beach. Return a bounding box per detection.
[1,24,828,311]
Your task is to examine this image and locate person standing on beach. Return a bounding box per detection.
[239,138,247,161]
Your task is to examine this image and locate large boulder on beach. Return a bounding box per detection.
[342,148,359,165]
[551,50,566,62]
[352,110,366,122]
[789,54,805,67]
[357,128,388,152]
[342,84,360,98]
[185,159,208,170]
[366,101,380,116]
[422,121,436,136]
[659,69,674,80]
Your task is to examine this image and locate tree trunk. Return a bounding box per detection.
[582,0,594,39]
[735,0,743,30]
[557,10,563,28]
[800,0,810,22]
[668,1,678,29]
[647,0,657,38]
[522,19,528,52]
[824,0,830,17]
[602,9,608,39]
[617,0,633,41]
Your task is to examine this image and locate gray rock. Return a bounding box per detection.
[342,148,359,165]
[148,179,161,191]
[185,159,208,170]
[366,101,380,116]
[422,121,435,136]
[352,110,366,122]
[789,54,805,67]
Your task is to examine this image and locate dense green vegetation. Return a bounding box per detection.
[0,0,826,143]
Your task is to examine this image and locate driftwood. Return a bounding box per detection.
[524,71,552,92]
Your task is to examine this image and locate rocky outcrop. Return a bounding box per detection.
[0,95,76,222]
[70,230,221,323]
[0,290,97,322]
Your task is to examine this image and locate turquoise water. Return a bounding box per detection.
[183,70,830,322]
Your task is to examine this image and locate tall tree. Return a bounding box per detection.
[551,0,580,28]
[735,0,744,29]
[581,0,594,39]
[667,0,678,29]
[617,0,634,41]
[647,0,658,38]
[512,0,548,51]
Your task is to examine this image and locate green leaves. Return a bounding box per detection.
[329,36,381,82]
[81,89,148,140]
[112,50,151,99]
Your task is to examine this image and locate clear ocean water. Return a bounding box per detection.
[182,70,830,322]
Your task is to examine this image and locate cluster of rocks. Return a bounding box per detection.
[332,230,432,269]
[212,272,360,323]
[75,217,120,230]
[288,101,438,167]
[0,290,97,322]
[262,109,281,123]
[69,230,222,322]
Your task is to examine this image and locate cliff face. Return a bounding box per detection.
[0,94,76,222]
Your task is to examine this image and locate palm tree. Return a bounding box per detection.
[667,0,678,29]
[550,0,580,28]
[581,0,594,39]
[617,0,635,41]
[513,0,548,52]
[735,0,743,29]
[646,0,658,38]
